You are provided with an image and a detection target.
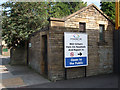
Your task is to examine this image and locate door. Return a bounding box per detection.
[42,35,48,76]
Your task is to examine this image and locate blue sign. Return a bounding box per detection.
[65,57,87,67]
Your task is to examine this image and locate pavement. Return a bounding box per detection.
[0,55,50,89]
[22,74,118,88]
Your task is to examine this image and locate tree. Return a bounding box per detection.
[100,2,115,22]
[49,1,87,18]
[2,1,87,48]
[2,2,48,48]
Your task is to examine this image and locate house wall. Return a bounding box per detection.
[48,6,114,80]
[64,6,113,31]
[48,26,113,81]
[28,30,49,74]
[10,47,26,65]
[29,32,41,73]
[50,21,64,27]
[28,5,114,81]
[86,29,113,76]
[48,27,85,81]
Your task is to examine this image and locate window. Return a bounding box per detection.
[99,25,105,42]
[79,23,86,32]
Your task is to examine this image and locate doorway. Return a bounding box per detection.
[42,35,48,76]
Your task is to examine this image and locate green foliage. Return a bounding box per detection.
[2,2,48,48]
[50,1,87,18]
[100,2,115,22]
[2,1,87,48]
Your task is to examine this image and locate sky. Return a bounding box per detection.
[0,0,101,8]
[82,0,101,8]
[0,0,9,5]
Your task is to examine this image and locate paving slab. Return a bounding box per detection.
[21,74,50,86]
[0,55,50,89]
[2,77,25,88]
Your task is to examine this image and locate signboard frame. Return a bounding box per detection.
[64,32,88,68]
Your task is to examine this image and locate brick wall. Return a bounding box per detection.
[29,32,41,73]
[48,26,113,81]
[29,30,49,76]
[10,47,26,65]
[64,6,113,31]
[48,27,85,80]
[28,26,113,81]
[28,5,114,81]
[86,29,113,76]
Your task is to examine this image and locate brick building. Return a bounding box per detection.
[28,4,114,81]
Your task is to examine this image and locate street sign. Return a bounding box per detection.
[64,32,88,68]
[2,48,8,52]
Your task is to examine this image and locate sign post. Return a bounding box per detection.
[64,32,88,68]
[115,0,120,30]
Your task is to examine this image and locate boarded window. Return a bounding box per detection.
[79,23,86,32]
[99,25,105,42]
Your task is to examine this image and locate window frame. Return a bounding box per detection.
[99,24,105,42]
[79,22,86,32]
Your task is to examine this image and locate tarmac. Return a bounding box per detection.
[22,73,118,88]
[0,55,50,89]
